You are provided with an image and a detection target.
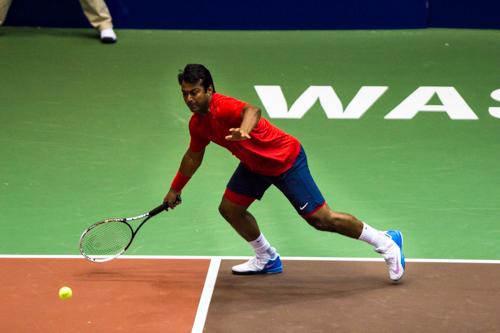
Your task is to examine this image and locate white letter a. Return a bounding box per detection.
[385,87,478,120]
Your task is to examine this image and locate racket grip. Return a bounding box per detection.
[149,202,169,217]
[149,196,181,217]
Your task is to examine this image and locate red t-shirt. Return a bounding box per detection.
[188,93,301,176]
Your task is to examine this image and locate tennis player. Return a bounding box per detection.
[164,64,405,281]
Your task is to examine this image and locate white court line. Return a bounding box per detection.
[0,254,499,264]
[191,257,221,333]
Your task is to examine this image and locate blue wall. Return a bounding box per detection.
[4,0,499,29]
[428,0,500,29]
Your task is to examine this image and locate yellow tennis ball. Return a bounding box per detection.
[58,286,72,300]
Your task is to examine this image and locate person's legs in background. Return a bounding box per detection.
[79,0,117,43]
[0,0,13,26]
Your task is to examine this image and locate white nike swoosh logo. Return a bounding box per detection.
[299,202,309,210]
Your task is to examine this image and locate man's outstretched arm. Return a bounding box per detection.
[225,105,261,141]
[164,147,205,208]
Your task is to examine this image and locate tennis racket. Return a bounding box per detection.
[79,198,179,263]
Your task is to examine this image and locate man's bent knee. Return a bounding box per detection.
[305,216,327,231]
[218,200,232,220]
[304,204,347,232]
[219,198,247,221]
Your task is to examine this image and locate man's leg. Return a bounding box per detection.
[303,203,364,237]
[0,0,13,26]
[276,146,405,281]
[221,163,283,274]
[219,195,282,275]
[218,196,261,241]
[304,204,405,281]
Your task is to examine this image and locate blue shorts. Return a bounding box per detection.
[226,146,326,217]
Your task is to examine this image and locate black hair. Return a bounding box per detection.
[177,64,216,92]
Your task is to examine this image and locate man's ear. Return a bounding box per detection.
[207,85,214,95]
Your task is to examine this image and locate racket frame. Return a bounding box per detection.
[79,202,172,263]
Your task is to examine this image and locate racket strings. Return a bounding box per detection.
[81,221,133,259]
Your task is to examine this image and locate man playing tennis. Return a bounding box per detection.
[164,64,405,281]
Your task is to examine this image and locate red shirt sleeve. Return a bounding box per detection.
[188,116,210,152]
[212,94,247,126]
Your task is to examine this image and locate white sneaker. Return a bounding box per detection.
[100,28,117,44]
[376,230,405,282]
[232,252,283,275]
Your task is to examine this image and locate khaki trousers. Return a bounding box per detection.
[0,0,113,30]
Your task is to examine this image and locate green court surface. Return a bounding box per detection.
[0,27,499,259]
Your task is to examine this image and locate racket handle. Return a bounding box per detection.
[149,195,181,217]
[149,202,169,217]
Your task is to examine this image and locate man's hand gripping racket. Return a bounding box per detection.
[79,196,181,263]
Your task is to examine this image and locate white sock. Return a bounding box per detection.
[249,233,276,259]
[358,222,392,250]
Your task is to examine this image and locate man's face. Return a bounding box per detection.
[181,80,213,114]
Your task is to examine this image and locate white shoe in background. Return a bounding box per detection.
[100,28,117,44]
